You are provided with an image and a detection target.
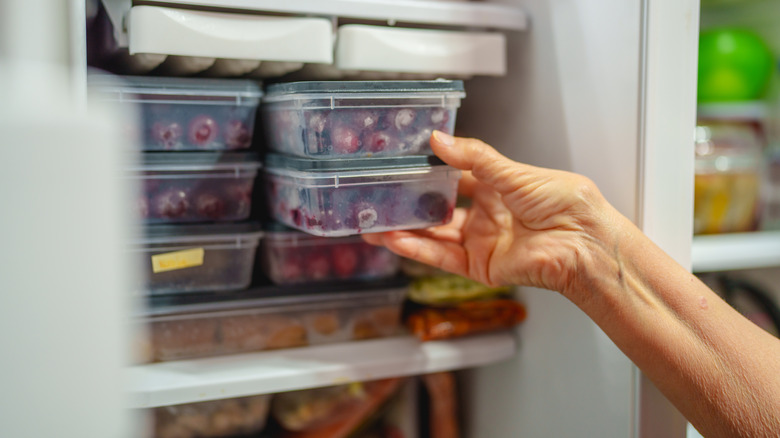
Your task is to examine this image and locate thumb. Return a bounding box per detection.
[431,131,536,196]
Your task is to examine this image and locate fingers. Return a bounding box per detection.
[431,131,537,196]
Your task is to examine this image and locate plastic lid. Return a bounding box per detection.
[264,153,444,172]
[89,74,263,102]
[265,79,464,97]
[135,222,264,246]
[129,151,262,172]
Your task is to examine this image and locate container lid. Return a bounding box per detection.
[266,79,464,97]
[129,151,262,172]
[264,153,444,172]
[140,276,410,317]
[89,74,263,104]
[132,222,264,246]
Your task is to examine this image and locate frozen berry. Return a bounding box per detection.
[430,108,449,126]
[331,244,359,278]
[330,124,361,154]
[347,201,379,230]
[307,112,328,134]
[392,109,416,131]
[362,131,392,153]
[224,120,251,149]
[187,115,219,147]
[150,121,183,150]
[195,192,226,220]
[351,110,380,130]
[152,188,189,219]
[278,252,304,282]
[414,192,450,222]
[305,250,331,281]
[362,245,397,276]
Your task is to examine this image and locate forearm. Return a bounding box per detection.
[568,206,780,438]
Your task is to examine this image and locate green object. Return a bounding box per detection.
[698,28,775,102]
[408,274,511,305]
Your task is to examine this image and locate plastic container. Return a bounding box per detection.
[153,394,271,438]
[132,223,263,295]
[90,75,263,150]
[135,287,407,363]
[261,80,465,158]
[260,223,401,284]
[264,154,461,236]
[694,123,763,234]
[131,152,261,224]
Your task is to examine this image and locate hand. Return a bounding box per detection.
[363,131,620,296]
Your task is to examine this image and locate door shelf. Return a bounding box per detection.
[127,331,517,408]
[692,231,780,273]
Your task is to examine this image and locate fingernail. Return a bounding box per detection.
[433,130,455,147]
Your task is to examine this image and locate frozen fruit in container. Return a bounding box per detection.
[89,74,263,151]
[262,80,465,158]
[153,394,271,438]
[264,154,461,236]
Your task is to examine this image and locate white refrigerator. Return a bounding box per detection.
[0,0,701,437]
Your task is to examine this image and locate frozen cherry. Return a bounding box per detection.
[392,109,416,131]
[330,124,361,155]
[224,120,251,149]
[305,250,331,281]
[430,108,449,126]
[187,115,219,147]
[351,110,380,130]
[150,121,183,150]
[278,252,303,281]
[347,201,379,230]
[152,188,189,219]
[362,131,392,153]
[194,192,226,220]
[307,112,328,134]
[332,244,359,278]
[225,182,253,219]
[414,192,449,222]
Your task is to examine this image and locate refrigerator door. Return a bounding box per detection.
[456,0,698,436]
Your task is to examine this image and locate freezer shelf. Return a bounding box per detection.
[127,331,516,408]
[692,231,780,272]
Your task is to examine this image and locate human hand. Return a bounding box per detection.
[363,131,621,296]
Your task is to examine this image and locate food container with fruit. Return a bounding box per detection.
[264,154,461,236]
[135,286,407,363]
[261,80,465,158]
[153,394,271,438]
[132,223,263,295]
[131,152,261,224]
[90,75,263,150]
[260,223,401,284]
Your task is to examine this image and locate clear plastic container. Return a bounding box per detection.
[153,394,271,438]
[261,223,401,284]
[134,287,407,363]
[131,152,261,224]
[90,75,263,150]
[132,223,263,295]
[264,154,461,236]
[261,80,465,158]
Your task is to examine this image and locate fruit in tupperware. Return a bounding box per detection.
[224,120,251,149]
[188,115,220,147]
[414,192,450,222]
[151,121,184,150]
[152,188,190,219]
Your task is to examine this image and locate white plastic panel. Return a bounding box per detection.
[336,25,506,76]
[127,6,333,63]
[127,332,516,408]
[692,231,780,272]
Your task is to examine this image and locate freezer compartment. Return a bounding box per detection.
[261,224,401,285]
[131,152,260,224]
[153,394,271,438]
[135,288,407,363]
[264,154,461,236]
[262,80,464,158]
[133,223,263,295]
[91,75,262,151]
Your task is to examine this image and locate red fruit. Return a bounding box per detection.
[225,181,253,218]
[361,245,396,276]
[277,251,304,282]
[152,188,189,219]
[362,131,392,153]
[348,201,379,231]
[306,250,331,281]
[194,192,225,220]
[150,121,183,150]
[414,192,450,222]
[351,110,380,130]
[392,109,416,131]
[307,112,328,134]
[187,115,219,147]
[430,108,450,127]
[224,120,251,149]
[330,124,361,154]
[331,244,360,278]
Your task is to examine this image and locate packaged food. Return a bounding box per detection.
[272,378,404,437]
[260,223,401,284]
[135,287,407,363]
[405,299,527,341]
[153,394,271,438]
[422,372,459,438]
[131,152,260,224]
[133,223,263,294]
[693,123,762,234]
[90,75,263,150]
[262,80,464,158]
[264,154,460,236]
[408,275,511,305]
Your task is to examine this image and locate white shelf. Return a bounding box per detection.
[127,331,517,408]
[691,231,780,273]
[145,0,529,31]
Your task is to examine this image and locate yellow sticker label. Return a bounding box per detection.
[151,248,205,273]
